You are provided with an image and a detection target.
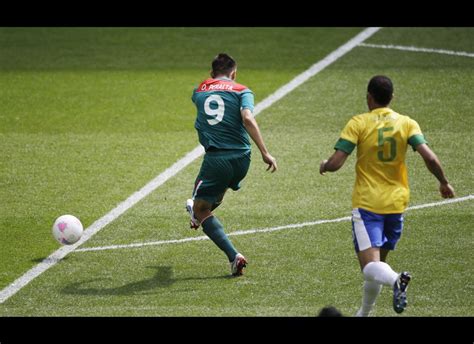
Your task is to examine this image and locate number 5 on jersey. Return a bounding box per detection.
[378,127,397,162]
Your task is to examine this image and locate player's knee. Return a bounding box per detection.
[193,200,212,221]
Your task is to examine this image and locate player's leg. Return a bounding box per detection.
[188,151,249,276]
[211,189,228,211]
[353,209,400,283]
[381,213,403,263]
[186,176,205,230]
[186,153,229,229]
[355,218,388,316]
[186,189,227,229]
[353,209,397,316]
[186,199,200,229]
[361,258,399,286]
[223,151,251,276]
[384,213,411,314]
[356,278,382,317]
[194,197,247,276]
[192,198,239,264]
[356,247,380,270]
[380,248,390,262]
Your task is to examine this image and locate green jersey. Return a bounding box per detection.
[192,77,254,151]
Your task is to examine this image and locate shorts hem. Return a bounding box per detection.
[193,195,218,205]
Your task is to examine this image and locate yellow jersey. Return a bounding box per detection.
[334,107,427,214]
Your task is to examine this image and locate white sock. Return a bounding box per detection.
[355,280,382,317]
[363,261,399,287]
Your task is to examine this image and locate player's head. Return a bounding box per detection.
[367,75,393,108]
[211,53,237,80]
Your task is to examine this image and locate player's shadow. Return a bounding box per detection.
[61,265,231,296]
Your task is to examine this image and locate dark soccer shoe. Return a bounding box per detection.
[393,271,411,314]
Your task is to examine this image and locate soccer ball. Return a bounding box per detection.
[52,214,83,245]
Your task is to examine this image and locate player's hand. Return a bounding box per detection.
[262,153,277,173]
[440,183,455,198]
[320,160,328,175]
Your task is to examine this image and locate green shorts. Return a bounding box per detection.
[192,149,251,204]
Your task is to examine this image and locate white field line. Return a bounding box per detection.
[75,194,474,253]
[0,27,381,304]
[358,43,474,58]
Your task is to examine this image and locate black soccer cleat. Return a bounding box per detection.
[393,271,411,314]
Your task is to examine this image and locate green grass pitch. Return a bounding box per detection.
[0,27,473,316]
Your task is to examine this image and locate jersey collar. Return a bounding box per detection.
[371,107,393,115]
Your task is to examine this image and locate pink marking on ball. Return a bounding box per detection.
[58,222,67,232]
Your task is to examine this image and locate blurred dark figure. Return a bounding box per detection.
[318,306,344,317]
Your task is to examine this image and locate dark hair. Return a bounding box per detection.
[367,75,393,106]
[211,53,236,78]
[317,306,344,317]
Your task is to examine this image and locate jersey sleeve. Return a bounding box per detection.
[407,118,428,151]
[334,117,360,154]
[240,89,255,112]
[191,87,197,104]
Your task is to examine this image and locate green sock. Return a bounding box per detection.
[202,216,238,262]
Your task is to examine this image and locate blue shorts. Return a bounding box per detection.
[351,208,404,253]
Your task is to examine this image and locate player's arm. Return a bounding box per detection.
[241,108,277,172]
[415,143,455,198]
[320,150,349,175]
[321,117,358,175]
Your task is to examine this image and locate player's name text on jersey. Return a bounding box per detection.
[201,83,234,91]
[372,114,397,122]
